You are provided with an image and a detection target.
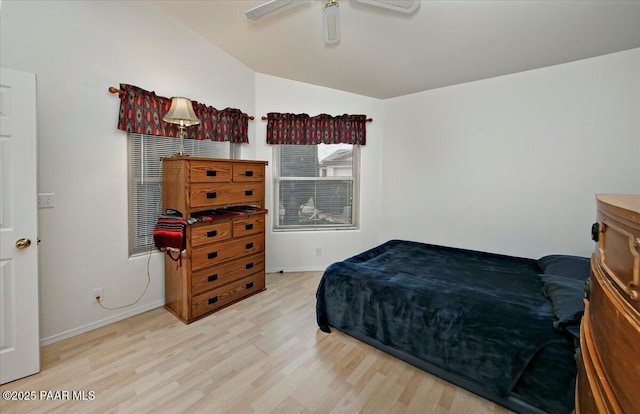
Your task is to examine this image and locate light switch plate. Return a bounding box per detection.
[38,193,56,208]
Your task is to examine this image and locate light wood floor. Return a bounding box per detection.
[1,272,512,414]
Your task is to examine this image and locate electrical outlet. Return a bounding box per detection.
[316,248,322,256]
[92,288,103,303]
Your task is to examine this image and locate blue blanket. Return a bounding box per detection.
[316,240,575,412]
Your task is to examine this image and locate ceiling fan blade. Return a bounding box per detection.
[355,0,420,14]
[245,0,295,21]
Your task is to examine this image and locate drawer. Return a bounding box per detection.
[577,310,617,413]
[191,253,265,296]
[233,163,265,182]
[595,197,640,309]
[191,233,265,271]
[589,261,640,414]
[189,221,232,247]
[191,273,265,318]
[189,160,232,183]
[190,182,265,208]
[233,215,265,238]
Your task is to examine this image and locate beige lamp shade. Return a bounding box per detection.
[163,97,200,127]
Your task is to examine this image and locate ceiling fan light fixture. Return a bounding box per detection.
[245,0,294,21]
[355,0,420,14]
[322,0,340,44]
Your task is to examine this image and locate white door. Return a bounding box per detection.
[0,67,40,384]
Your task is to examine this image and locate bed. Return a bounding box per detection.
[316,240,589,414]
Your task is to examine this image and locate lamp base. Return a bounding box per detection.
[172,128,188,157]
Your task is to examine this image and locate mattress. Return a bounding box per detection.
[316,240,578,413]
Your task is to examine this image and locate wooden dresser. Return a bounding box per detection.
[162,156,268,323]
[576,194,640,413]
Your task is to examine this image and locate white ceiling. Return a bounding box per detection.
[151,0,640,99]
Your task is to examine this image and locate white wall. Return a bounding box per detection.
[255,74,385,272]
[1,0,256,344]
[381,49,640,259]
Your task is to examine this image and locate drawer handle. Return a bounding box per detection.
[208,296,218,305]
[245,224,253,230]
[207,192,217,199]
[591,222,599,242]
[245,171,254,177]
[584,277,591,300]
[206,170,217,177]
[207,274,218,282]
[244,190,253,196]
[245,262,254,270]
[208,252,218,259]
[245,242,254,249]
[207,230,218,238]
[245,282,254,289]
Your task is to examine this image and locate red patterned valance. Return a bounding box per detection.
[266,112,367,145]
[116,84,249,143]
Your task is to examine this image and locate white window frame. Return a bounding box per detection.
[127,133,238,256]
[272,144,360,232]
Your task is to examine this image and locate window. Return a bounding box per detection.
[274,144,359,231]
[127,133,236,256]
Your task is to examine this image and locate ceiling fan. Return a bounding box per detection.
[245,0,420,45]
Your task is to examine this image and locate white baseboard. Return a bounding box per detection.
[266,266,326,273]
[39,299,165,347]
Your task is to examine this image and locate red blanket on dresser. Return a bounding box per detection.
[153,216,186,254]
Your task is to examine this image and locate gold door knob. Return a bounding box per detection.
[15,238,32,249]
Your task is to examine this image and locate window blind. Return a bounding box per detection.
[127,133,234,256]
[274,144,359,231]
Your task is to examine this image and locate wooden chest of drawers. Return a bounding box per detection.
[576,194,640,413]
[162,156,268,323]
